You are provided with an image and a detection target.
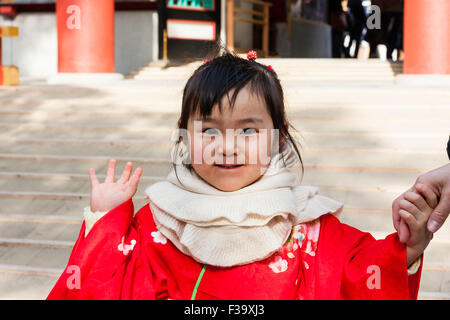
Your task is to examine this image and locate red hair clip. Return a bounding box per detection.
[247,50,275,73]
[247,50,257,61]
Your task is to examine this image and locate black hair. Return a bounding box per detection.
[172,49,304,185]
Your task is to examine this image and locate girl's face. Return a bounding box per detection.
[186,85,276,192]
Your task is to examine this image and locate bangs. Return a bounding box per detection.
[180,53,278,124]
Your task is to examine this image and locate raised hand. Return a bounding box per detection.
[89,159,143,212]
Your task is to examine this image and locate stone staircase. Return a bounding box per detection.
[0,59,449,299]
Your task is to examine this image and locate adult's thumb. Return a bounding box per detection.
[427,200,450,233]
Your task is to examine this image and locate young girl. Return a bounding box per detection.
[47,51,435,300]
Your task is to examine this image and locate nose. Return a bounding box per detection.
[217,136,237,156]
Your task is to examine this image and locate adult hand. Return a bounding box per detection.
[393,163,450,242]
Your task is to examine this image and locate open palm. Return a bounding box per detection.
[89,159,143,212]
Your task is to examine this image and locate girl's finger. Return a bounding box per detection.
[104,159,116,183]
[398,218,411,243]
[399,199,420,217]
[392,187,414,232]
[128,167,143,191]
[398,209,418,232]
[399,198,427,226]
[415,183,439,209]
[118,162,133,183]
[89,168,99,188]
[404,191,429,213]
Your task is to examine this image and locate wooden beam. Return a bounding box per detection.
[240,0,272,7]
[226,0,234,51]
[262,5,269,57]
[233,7,264,17]
[234,16,264,25]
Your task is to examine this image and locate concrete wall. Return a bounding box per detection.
[0,13,58,78]
[290,18,332,58]
[114,11,158,75]
[0,10,159,78]
[233,1,253,51]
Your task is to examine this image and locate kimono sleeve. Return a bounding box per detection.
[320,214,423,300]
[46,199,156,300]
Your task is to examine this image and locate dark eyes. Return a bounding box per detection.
[202,128,220,135]
[202,128,258,135]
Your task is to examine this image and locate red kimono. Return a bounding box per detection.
[47,199,422,300]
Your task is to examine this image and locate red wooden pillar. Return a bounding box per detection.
[0,27,3,85]
[56,0,115,73]
[404,0,450,74]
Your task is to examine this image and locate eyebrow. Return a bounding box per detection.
[196,117,264,124]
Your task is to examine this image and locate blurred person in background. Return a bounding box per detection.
[328,0,348,57]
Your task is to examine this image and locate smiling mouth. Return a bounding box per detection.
[214,164,244,169]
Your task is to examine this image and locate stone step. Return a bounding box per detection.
[0,177,425,211]
[0,197,148,218]
[0,272,60,300]
[8,82,447,99]
[133,66,401,72]
[2,102,449,119]
[0,166,429,199]
[0,159,435,188]
[133,73,399,80]
[1,114,449,135]
[132,60,403,72]
[0,153,444,177]
[135,65,402,72]
[3,87,449,113]
[134,76,398,83]
[135,62,402,69]
[0,158,171,175]
[1,131,446,151]
[0,141,447,169]
[134,72,399,78]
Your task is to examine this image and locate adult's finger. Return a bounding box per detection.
[427,186,450,233]
[104,159,116,183]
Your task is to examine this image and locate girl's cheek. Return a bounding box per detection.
[245,135,259,165]
[189,134,217,165]
[189,134,204,165]
[255,131,273,167]
[202,140,216,165]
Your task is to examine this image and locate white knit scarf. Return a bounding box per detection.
[145,140,343,267]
